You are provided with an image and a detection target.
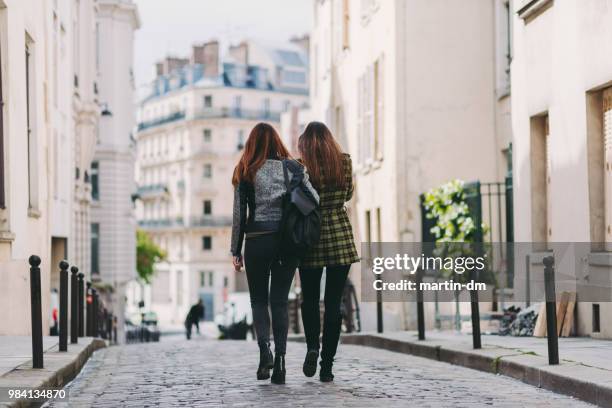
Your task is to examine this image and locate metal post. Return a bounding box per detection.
[28,255,43,369]
[470,269,481,349]
[58,261,69,351]
[543,256,559,365]
[416,269,425,340]
[70,267,79,344]
[376,289,384,333]
[525,254,531,307]
[86,282,93,337]
[78,272,85,337]
[92,289,98,338]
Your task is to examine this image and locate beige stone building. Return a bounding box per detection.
[134,40,308,328]
[310,0,514,330]
[511,0,612,338]
[0,0,52,335]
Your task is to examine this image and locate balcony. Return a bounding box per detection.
[193,107,281,122]
[137,111,186,131]
[137,215,232,229]
[189,215,232,227]
[138,217,184,229]
[136,108,282,133]
[136,183,169,198]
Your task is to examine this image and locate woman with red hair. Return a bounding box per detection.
[231,122,318,385]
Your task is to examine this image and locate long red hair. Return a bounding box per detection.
[298,121,346,189]
[232,123,290,186]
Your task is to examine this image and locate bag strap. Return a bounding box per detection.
[282,160,291,192]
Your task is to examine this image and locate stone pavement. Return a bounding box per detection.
[46,338,592,407]
[0,337,61,377]
[0,336,104,407]
[340,331,612,407]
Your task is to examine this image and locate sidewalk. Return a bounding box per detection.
[340,331,612,407]
[0,336,105,407]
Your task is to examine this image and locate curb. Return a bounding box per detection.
[340,334,612,408]
[2,338,106,408]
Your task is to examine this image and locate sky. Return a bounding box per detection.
[133,0,313,90]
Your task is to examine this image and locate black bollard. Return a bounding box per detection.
[29,255,44,369]
[86,282,93,336]
[469,269,482,349]
[376,289,384,334]
[59,261,69,351]
[543,256,559,365]
[416,269,425,340]
[92,289,98,338]
[70,267,79,344]
[78,273,85,337]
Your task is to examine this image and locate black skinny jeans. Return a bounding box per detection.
[299,265,350,364]
[244,233,296,355]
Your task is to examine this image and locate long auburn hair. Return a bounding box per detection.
[232,123,290,186]
[298,121,346,189]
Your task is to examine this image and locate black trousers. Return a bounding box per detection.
[299,265,350,364]
[244,233,296,354]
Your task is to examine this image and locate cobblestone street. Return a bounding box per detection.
[46,338,592,407]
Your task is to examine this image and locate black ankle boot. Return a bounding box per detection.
[303,349,319,377]
[256,344,273,380]
[319,360,334,382]
[271,353,286,384]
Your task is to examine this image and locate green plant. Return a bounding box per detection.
[423,179,477,243]
[136,229,167,284]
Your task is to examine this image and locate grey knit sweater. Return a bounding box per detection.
[230,159,319,256]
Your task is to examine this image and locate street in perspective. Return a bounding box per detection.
[1,0,612,407]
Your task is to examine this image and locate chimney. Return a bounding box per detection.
[156,57,189,77]
[192,44,206,65]
[202,40,220,77]
[229,41,249,65]
[290,35,310,54]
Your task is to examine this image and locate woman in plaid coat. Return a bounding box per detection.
[297,121,359,383]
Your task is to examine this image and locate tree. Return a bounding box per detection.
[136,230,166,284]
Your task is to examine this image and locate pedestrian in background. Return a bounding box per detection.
[185,299,205,340]
[231,122,319,384]
[297,121,359,382]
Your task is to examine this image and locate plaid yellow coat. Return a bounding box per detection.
[300,154,359,268]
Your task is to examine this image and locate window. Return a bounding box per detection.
[176,270,183,305]
[223,276,228,288]
[208,271,214,287]
[281,70,306,84]
[203,128,212,143]
[203,200,212,215]
[91,223,100,274]
[203,163,212,179]
[202,236,212,250]
[530,114,550,246]
[237,130,245,150]
[587,87,612,247]
[357,56,384,165]
[262,98,270,117]
[233,95,242,115]
[200,271,206,287]
[203,95,212,108]
[25,37,38,211]
[373,56,384,160]
[91,161,99,200]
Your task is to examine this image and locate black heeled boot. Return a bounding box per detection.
[303,349,319,377]
[256,344,274,380]
[271,353,286,384]
[319,359,334,382]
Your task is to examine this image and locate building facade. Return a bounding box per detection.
[511,0,612,338]
[0,0,52,335]
[310,0,513,330]
[134,40,308,328]
[91,0,140,343]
